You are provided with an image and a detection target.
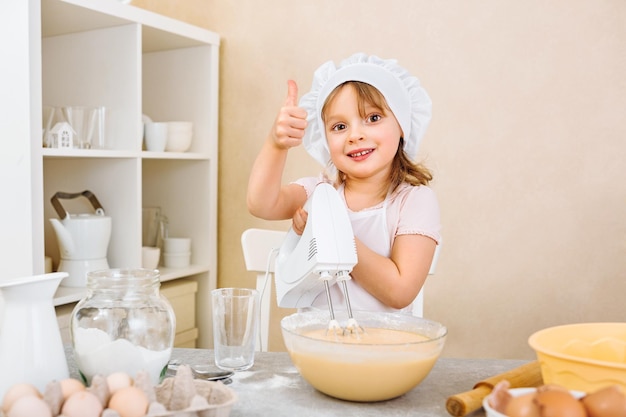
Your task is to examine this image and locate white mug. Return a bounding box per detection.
[144,122,168,152]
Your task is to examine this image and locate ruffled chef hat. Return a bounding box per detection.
[299,53,432,171]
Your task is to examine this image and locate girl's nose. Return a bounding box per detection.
[348,124,365,143]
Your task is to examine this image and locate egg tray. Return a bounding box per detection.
[3,365,236,417]
[146,365,237,417]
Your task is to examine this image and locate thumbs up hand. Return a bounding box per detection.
[271,80,308,150]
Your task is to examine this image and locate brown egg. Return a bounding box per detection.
[61,391,103,417]
[6,395,52,417]
[581,385,626,417]
[108,386,149,417]
[534,389,586,417]
[1,383,41,414]
[505,392,541,417]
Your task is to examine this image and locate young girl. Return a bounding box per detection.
[247,53,440,313]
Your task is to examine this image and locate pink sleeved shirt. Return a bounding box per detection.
[294,176,441,247]
[293,175,441,312]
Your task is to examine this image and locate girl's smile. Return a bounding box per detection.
[348,148,374,160]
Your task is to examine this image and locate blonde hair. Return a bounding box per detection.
[321,81,432,190]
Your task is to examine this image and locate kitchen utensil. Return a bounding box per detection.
[144,122,168,152]
[167,360,234,381]
[281,309,446,402]
[163,237,191,253]
[60,106,106,149]
[142,207,168,248]
[142,246,161,269]
[275,182,361,334]
[49,190,111,287]
[71,268,175,385]
[42,105,58,147]
[445,361,542,416]
[163,251,191,268]
[0,272,70,400]
[528,322,626,393]
[165,121,193,152]
[211,288,259,371]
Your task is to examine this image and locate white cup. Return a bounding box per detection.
[141,246,161,269]
[163,237,191,253]
[211,288,259,371]
[144,122,168,152]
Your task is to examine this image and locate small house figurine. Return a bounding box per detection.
[50,122,75,148]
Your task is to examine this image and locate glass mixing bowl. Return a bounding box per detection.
[281,310,447,402]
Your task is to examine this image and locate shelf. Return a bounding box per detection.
[52,264,210,306]
[42,148,138,159]
[141,151,211,160]
[41,148,211,160]
[34,0,220,348]
[41,0,220,51]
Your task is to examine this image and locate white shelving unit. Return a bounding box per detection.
[33,0,220,348]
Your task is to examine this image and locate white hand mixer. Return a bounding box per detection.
[275,182,362,333]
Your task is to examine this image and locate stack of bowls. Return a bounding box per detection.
[163,237,191,268]
[165,122,193,152]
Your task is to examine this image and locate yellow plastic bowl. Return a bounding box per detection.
[528,322,626,393]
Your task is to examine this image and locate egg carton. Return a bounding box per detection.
[143,365,237,417]
[8,365,236,417]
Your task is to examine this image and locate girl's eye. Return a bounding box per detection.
[367,114,382,123]
[331,123,346,131]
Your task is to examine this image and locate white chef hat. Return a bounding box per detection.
[299,53,432,171]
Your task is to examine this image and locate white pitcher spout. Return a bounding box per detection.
[49,218,75,258]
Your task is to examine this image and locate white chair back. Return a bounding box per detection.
[241,228,287,351]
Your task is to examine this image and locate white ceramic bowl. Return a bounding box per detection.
[165,130,192,152]
[165,121,193,152]
[483,387,585,417]
[163,252,191,268]
[163,237,191,253]
[167,121,193,132]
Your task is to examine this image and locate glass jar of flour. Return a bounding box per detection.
[70,268,176,384]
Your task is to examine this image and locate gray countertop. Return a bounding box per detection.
[65,347,527,417]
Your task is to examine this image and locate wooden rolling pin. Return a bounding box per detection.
[446,360,542,416]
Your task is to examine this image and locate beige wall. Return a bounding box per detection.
[133,0,626,358]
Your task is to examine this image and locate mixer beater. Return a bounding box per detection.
[320,270,364,336]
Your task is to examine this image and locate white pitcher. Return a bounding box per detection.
[0,272,69,400]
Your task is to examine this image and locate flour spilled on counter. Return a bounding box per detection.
[234,370,300,389]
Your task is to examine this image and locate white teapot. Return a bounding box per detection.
[49,191,111,287]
